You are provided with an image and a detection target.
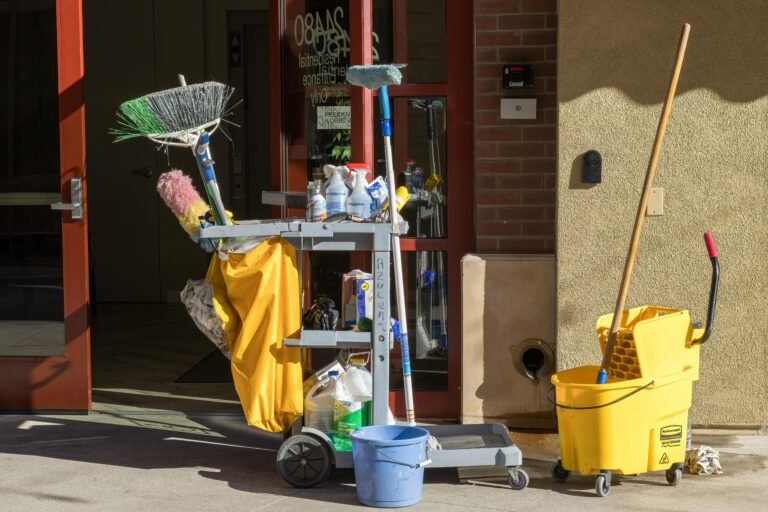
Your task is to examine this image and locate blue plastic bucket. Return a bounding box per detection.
[350,425,430,508]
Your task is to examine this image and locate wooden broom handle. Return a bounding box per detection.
[598,23,691,379]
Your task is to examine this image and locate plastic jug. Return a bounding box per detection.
[330,364,371,451]
[304,371,337,432]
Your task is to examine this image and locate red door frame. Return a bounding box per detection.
[0,0,90,412]
[384,0,474,419]
[270,0,473,419]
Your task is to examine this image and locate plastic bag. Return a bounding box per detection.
[302,296,339,330]
[180,279,230,359]
[686,446,723,475]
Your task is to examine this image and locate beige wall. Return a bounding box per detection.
[461,255,556,429]
[557,0,768,425]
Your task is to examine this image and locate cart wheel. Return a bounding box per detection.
[665,467,683,486]
[595,471,611,497]
[276,434,332,488]
[551,460,571,482]
[508,468,529,490]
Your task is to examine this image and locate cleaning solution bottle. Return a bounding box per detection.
[304,371,336,432]
[331,370,355,451]
[332,363,373,452]
[306,180,326,222]
[341,362,373,427]
[346,169,373,219]
[325,168,348,216]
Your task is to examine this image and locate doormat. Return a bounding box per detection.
[175,349,232,383]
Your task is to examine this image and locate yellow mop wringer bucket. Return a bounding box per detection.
[553,307,700,477]
[551,233,720,494]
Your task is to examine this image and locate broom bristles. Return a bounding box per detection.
[112,81,235,142]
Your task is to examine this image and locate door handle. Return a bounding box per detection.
[51,178,83,219]
[132,166,154,178]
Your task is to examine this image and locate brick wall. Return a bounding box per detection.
[474,0,557,253]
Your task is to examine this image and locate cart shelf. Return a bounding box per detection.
[284,330,372,349]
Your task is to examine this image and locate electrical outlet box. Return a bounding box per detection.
[500,98,537,120]
[647,187,664,216]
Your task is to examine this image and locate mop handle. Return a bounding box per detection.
[425,101,436,140]
[597,23,690,384]
[194,133,231,226]
[379,85,416,425]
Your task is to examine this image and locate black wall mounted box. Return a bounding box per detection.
[503,64,534,89]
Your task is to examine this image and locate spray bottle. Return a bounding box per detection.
[346,168,373,219]
[325,167,349,216]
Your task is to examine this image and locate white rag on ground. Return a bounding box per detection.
[686,445,723,475]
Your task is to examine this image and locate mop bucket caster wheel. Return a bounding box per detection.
[276,434,332,488]
[551,460,571,482]
[595,471,611,497]
[507,467,529,490]
[665,467,683,486]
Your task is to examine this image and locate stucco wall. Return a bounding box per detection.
[557,0,768,426]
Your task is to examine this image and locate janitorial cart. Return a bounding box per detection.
[199,64,529,492]
[551,233,720,496]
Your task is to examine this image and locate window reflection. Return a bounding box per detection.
[0,1,64,356]
[373,0,446,83]
[374,97,447,238]
[390,250,448,391]
[283,1,352,183]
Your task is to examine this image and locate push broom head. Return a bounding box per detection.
[112,81,235,146]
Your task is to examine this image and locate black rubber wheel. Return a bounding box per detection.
[551,460,571,482]
[595,472,611,497]
[508,468,529,490]
[665,467,683,486]
[276,434,332,488]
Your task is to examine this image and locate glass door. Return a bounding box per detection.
[276,0,471,418]
[0,0,90,411]
[372,0,472,419]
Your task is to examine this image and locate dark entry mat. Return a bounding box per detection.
[175,349,233,383]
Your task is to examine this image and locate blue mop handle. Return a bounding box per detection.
[379,85,392,136]
[379,84,415,423]
[194,132,229,226]
[196,132,217,183]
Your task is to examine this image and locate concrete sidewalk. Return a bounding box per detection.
[1,411,766,511]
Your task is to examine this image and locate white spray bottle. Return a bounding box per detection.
[325,167,349,216]
[346,168,373,219]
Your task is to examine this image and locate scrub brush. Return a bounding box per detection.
[112,76,236,227]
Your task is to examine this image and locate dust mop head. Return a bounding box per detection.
[156,170,210,236]
[346,65,403,90]
[112,81,235,143]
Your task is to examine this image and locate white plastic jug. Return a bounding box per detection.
[304,373,337,432]
[342,364,373,401]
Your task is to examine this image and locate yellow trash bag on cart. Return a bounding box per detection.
[206,238,303,432]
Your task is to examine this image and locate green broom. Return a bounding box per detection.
[112,76,236,226]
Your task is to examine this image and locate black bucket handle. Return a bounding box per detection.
[694,232,719,344]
